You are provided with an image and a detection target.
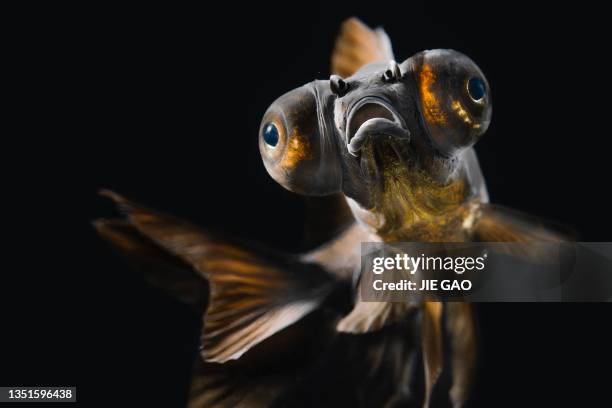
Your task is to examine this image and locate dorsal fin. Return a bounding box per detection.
[331,17,395,78]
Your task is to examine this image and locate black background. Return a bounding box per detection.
[3,1,611,406]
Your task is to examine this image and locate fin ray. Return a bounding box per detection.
[473,204,573,263]
[98,190,336,363]
[446,302,477,407]
[331,17,395,78]
[422,301,444,408]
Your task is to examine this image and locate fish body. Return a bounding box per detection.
[96,18,567,408]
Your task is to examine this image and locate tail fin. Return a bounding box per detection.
[188,357,288,408]
[96,190,336,363]
[94,218,208,310]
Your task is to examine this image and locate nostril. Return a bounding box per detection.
[330,75,348,97]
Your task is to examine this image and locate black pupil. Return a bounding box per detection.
[263,123,279,147]
[467,77,486,101]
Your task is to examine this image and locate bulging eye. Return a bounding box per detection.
[259,82,342,196]
[467,77,486,102]
[262,122,279,147]
[414,49,492,156]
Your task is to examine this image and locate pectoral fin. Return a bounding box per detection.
[473,204,573,263]
[97,190,336,363]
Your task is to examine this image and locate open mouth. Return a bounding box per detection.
[345,96,410,157]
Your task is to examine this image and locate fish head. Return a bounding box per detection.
[259,50,491,238]
[332,50,492,237]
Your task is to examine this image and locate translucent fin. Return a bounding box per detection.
[331,17,394,78]
[98,190,335,363]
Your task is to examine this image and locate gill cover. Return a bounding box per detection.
[411,49,492,156]
[259,81,342,195]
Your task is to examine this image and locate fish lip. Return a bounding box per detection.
[345,96,407,149]
[344,97,412,185]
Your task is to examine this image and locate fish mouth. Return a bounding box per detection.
[345,96,410,158]
[343,97,415,206]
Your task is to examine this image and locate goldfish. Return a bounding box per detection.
[96,17,566,408]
